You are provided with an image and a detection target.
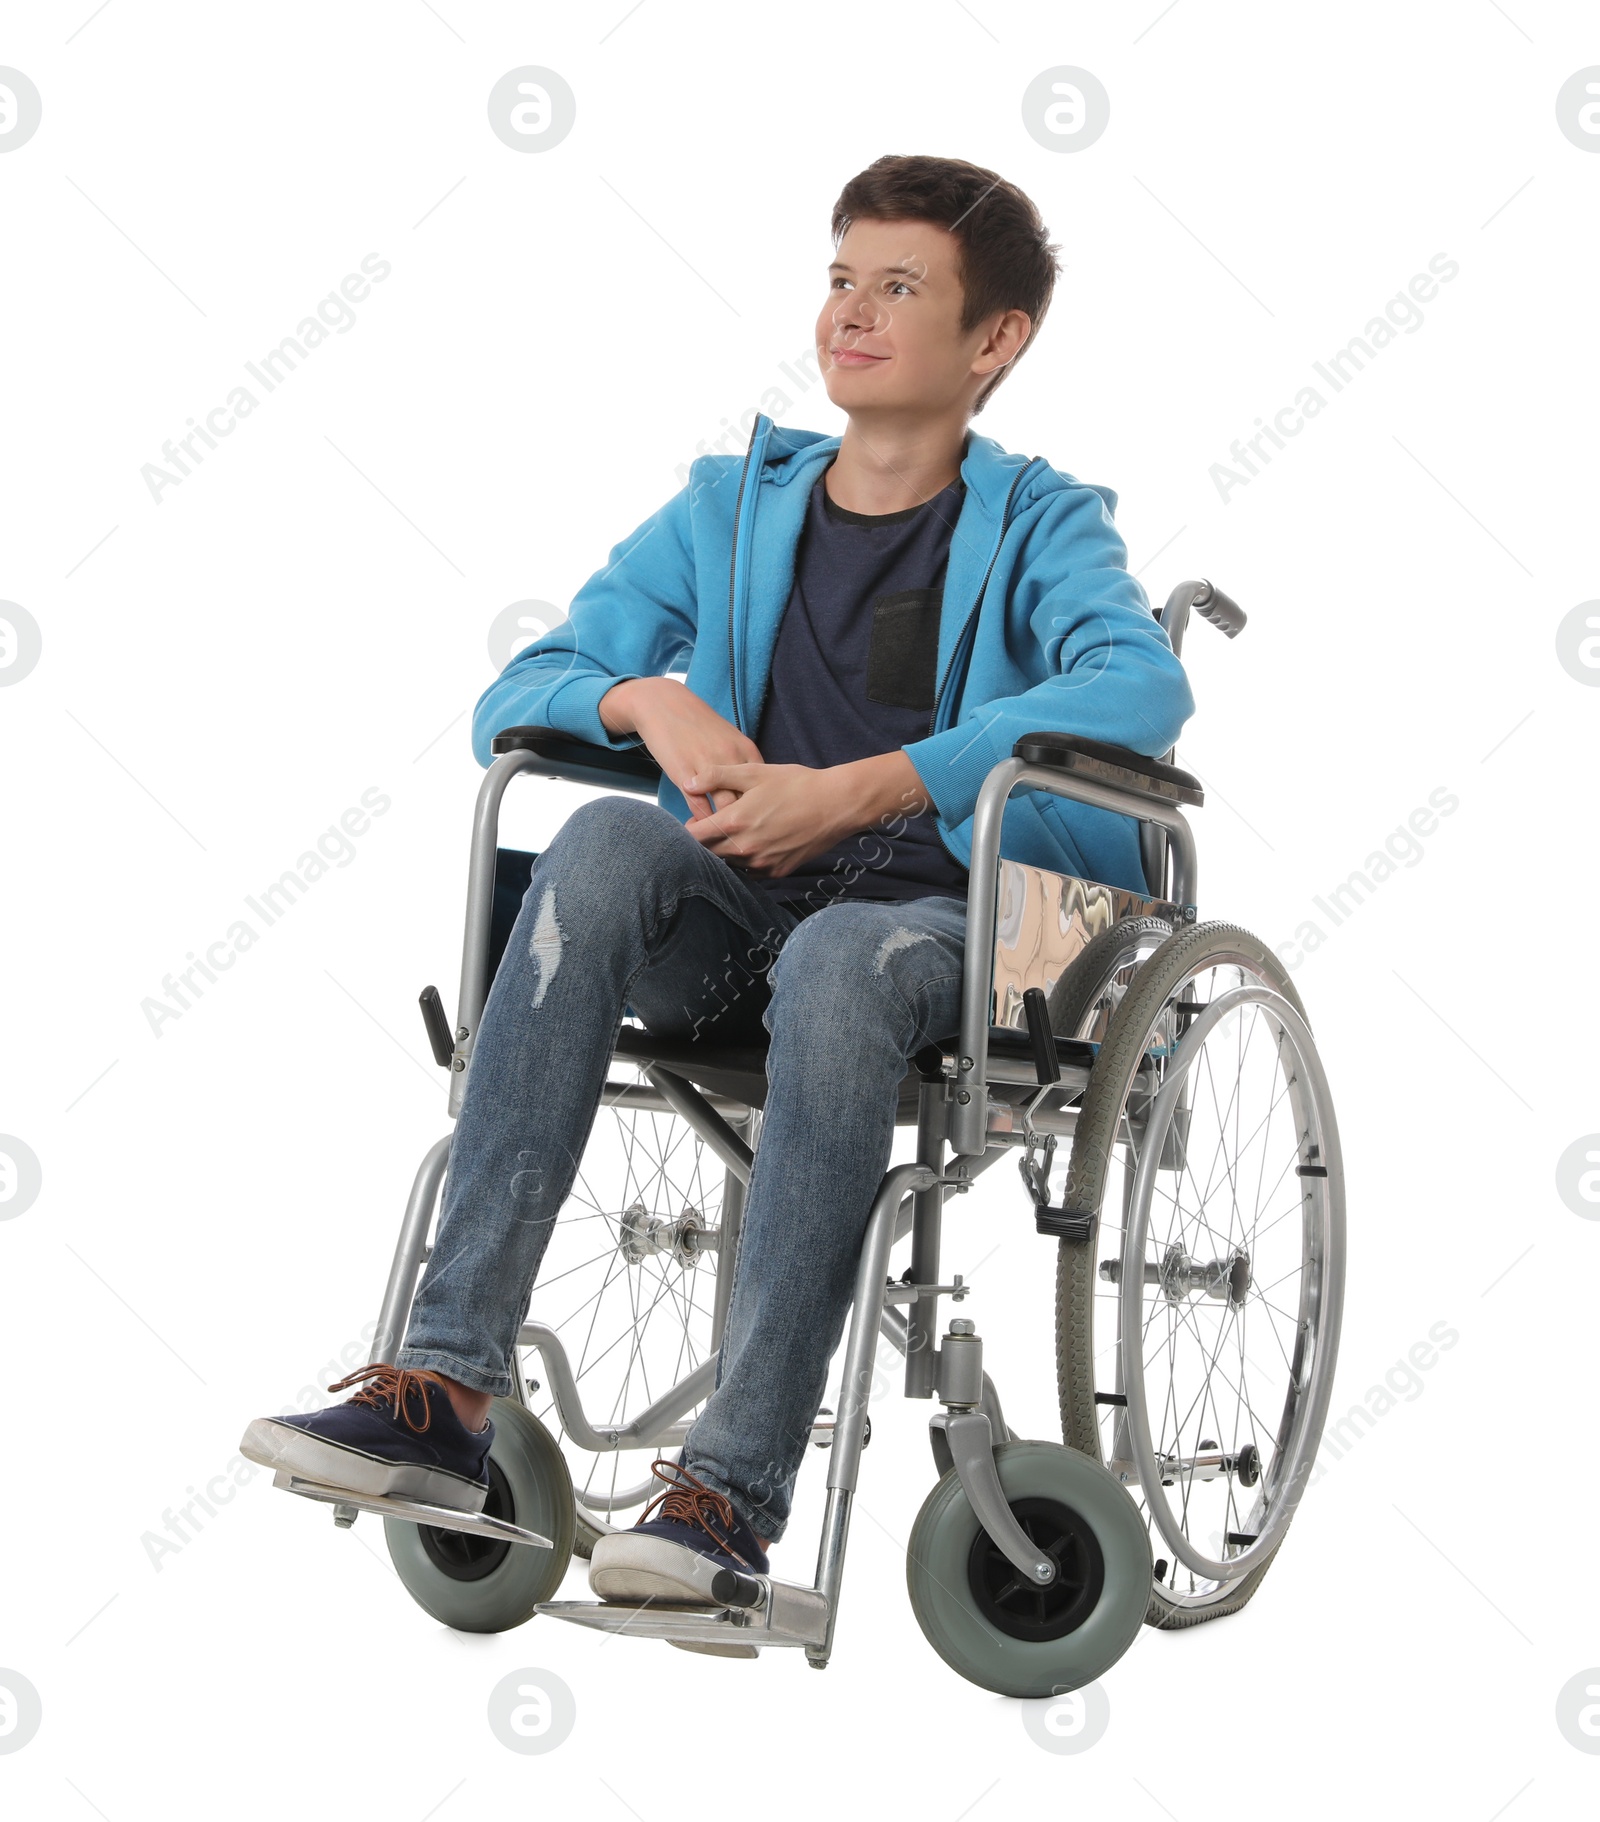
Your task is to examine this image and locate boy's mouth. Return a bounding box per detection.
[830,347,888,368]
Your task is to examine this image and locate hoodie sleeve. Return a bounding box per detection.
[901,483,1195,828]
[470,480,700,768]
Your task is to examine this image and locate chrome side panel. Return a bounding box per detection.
[991,859,1182,1029]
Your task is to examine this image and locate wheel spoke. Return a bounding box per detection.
[509,1103,725,1502]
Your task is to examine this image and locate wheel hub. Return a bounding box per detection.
[618,1200,718,1267]
[966,1497,1106,1642]
[418,1456,515,1582]
[1154,1241,1252,1305]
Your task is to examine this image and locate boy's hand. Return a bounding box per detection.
[598,677,763,819]
[685,751,933,877]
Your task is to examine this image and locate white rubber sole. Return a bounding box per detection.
[587,1533,748,1605]
[239,1418,488,1514]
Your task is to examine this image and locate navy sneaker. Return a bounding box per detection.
[588,1459,770,1605]
[240,1365,493,1513]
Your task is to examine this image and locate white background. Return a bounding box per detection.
[2,1,1596,1816]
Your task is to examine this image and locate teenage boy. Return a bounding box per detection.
[243,153,1194,1602]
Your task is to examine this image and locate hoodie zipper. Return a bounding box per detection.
[929,456,1042,735]
[724,417,768,733]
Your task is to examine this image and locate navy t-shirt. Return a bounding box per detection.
[750,470,972,912]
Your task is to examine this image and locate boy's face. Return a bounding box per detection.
[817,216,1015,418]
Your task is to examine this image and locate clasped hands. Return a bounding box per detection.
[597,676,931,879]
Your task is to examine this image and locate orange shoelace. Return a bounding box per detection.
[326,1363,450,1434]
[638,1459,754,1568]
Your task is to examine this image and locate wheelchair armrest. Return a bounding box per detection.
[489,726,663,796]
[1011,733,1204,809]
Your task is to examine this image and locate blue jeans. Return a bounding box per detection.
[395,794,968,1542]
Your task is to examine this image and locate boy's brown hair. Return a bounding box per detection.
[830,154,1061,413]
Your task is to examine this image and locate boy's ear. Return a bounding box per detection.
[974,308,1031,368]
[967,308,1033,412]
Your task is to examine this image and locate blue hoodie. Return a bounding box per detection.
[473,414,1195,895]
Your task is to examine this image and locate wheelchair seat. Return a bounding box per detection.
[609,1021,773,1109]
[610,1016,1096,1123]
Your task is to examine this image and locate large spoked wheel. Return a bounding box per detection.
[907,1440,1152,1697]
[516,1093,755,1544]
[385,1399,576,1632]
[1056,923,1345,1629]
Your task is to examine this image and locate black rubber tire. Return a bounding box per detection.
[384,1399,575,1632]
[906,1440,1152,1696]
[1046,915,1174,1044]
[1055,922,1311,1629]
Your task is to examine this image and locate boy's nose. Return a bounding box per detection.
[832,294,884,337]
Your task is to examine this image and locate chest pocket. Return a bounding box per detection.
[866,587,941,717]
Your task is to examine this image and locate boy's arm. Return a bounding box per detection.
[901,484,1195,829]
[470,482,701,768]
[599,675,763,820]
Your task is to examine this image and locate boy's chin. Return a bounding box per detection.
[822,378,920,419]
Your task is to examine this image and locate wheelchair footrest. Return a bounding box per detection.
[538,1579,828,1653]
[272,1470,554,1549]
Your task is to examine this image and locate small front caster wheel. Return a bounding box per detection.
[385,1398,575,1632]
[906,1439,1151,1697]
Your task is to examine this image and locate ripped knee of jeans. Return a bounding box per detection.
[527,884,563,1008]
[872,925,934,973]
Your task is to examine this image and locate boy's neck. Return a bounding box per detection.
[823,412,970,516]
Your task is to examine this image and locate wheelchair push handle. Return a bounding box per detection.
[1157,577,1247,661]
[1193,578,1247,638]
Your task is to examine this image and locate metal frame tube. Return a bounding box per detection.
[950,759,1198,1157]
[597,1079,753,1119]
[517,1323,717,1451]
[904,1082,948,1398]
[710,1110,756,1350]
[810,1162,939,1664]
[643,1065,754,1185]
[369,1136,452,1365]
[830,1161,938,1496]
[450,749,540,1117]
[1138,582,1206,898]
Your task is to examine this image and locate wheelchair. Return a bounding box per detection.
[274,578,1346,1699]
